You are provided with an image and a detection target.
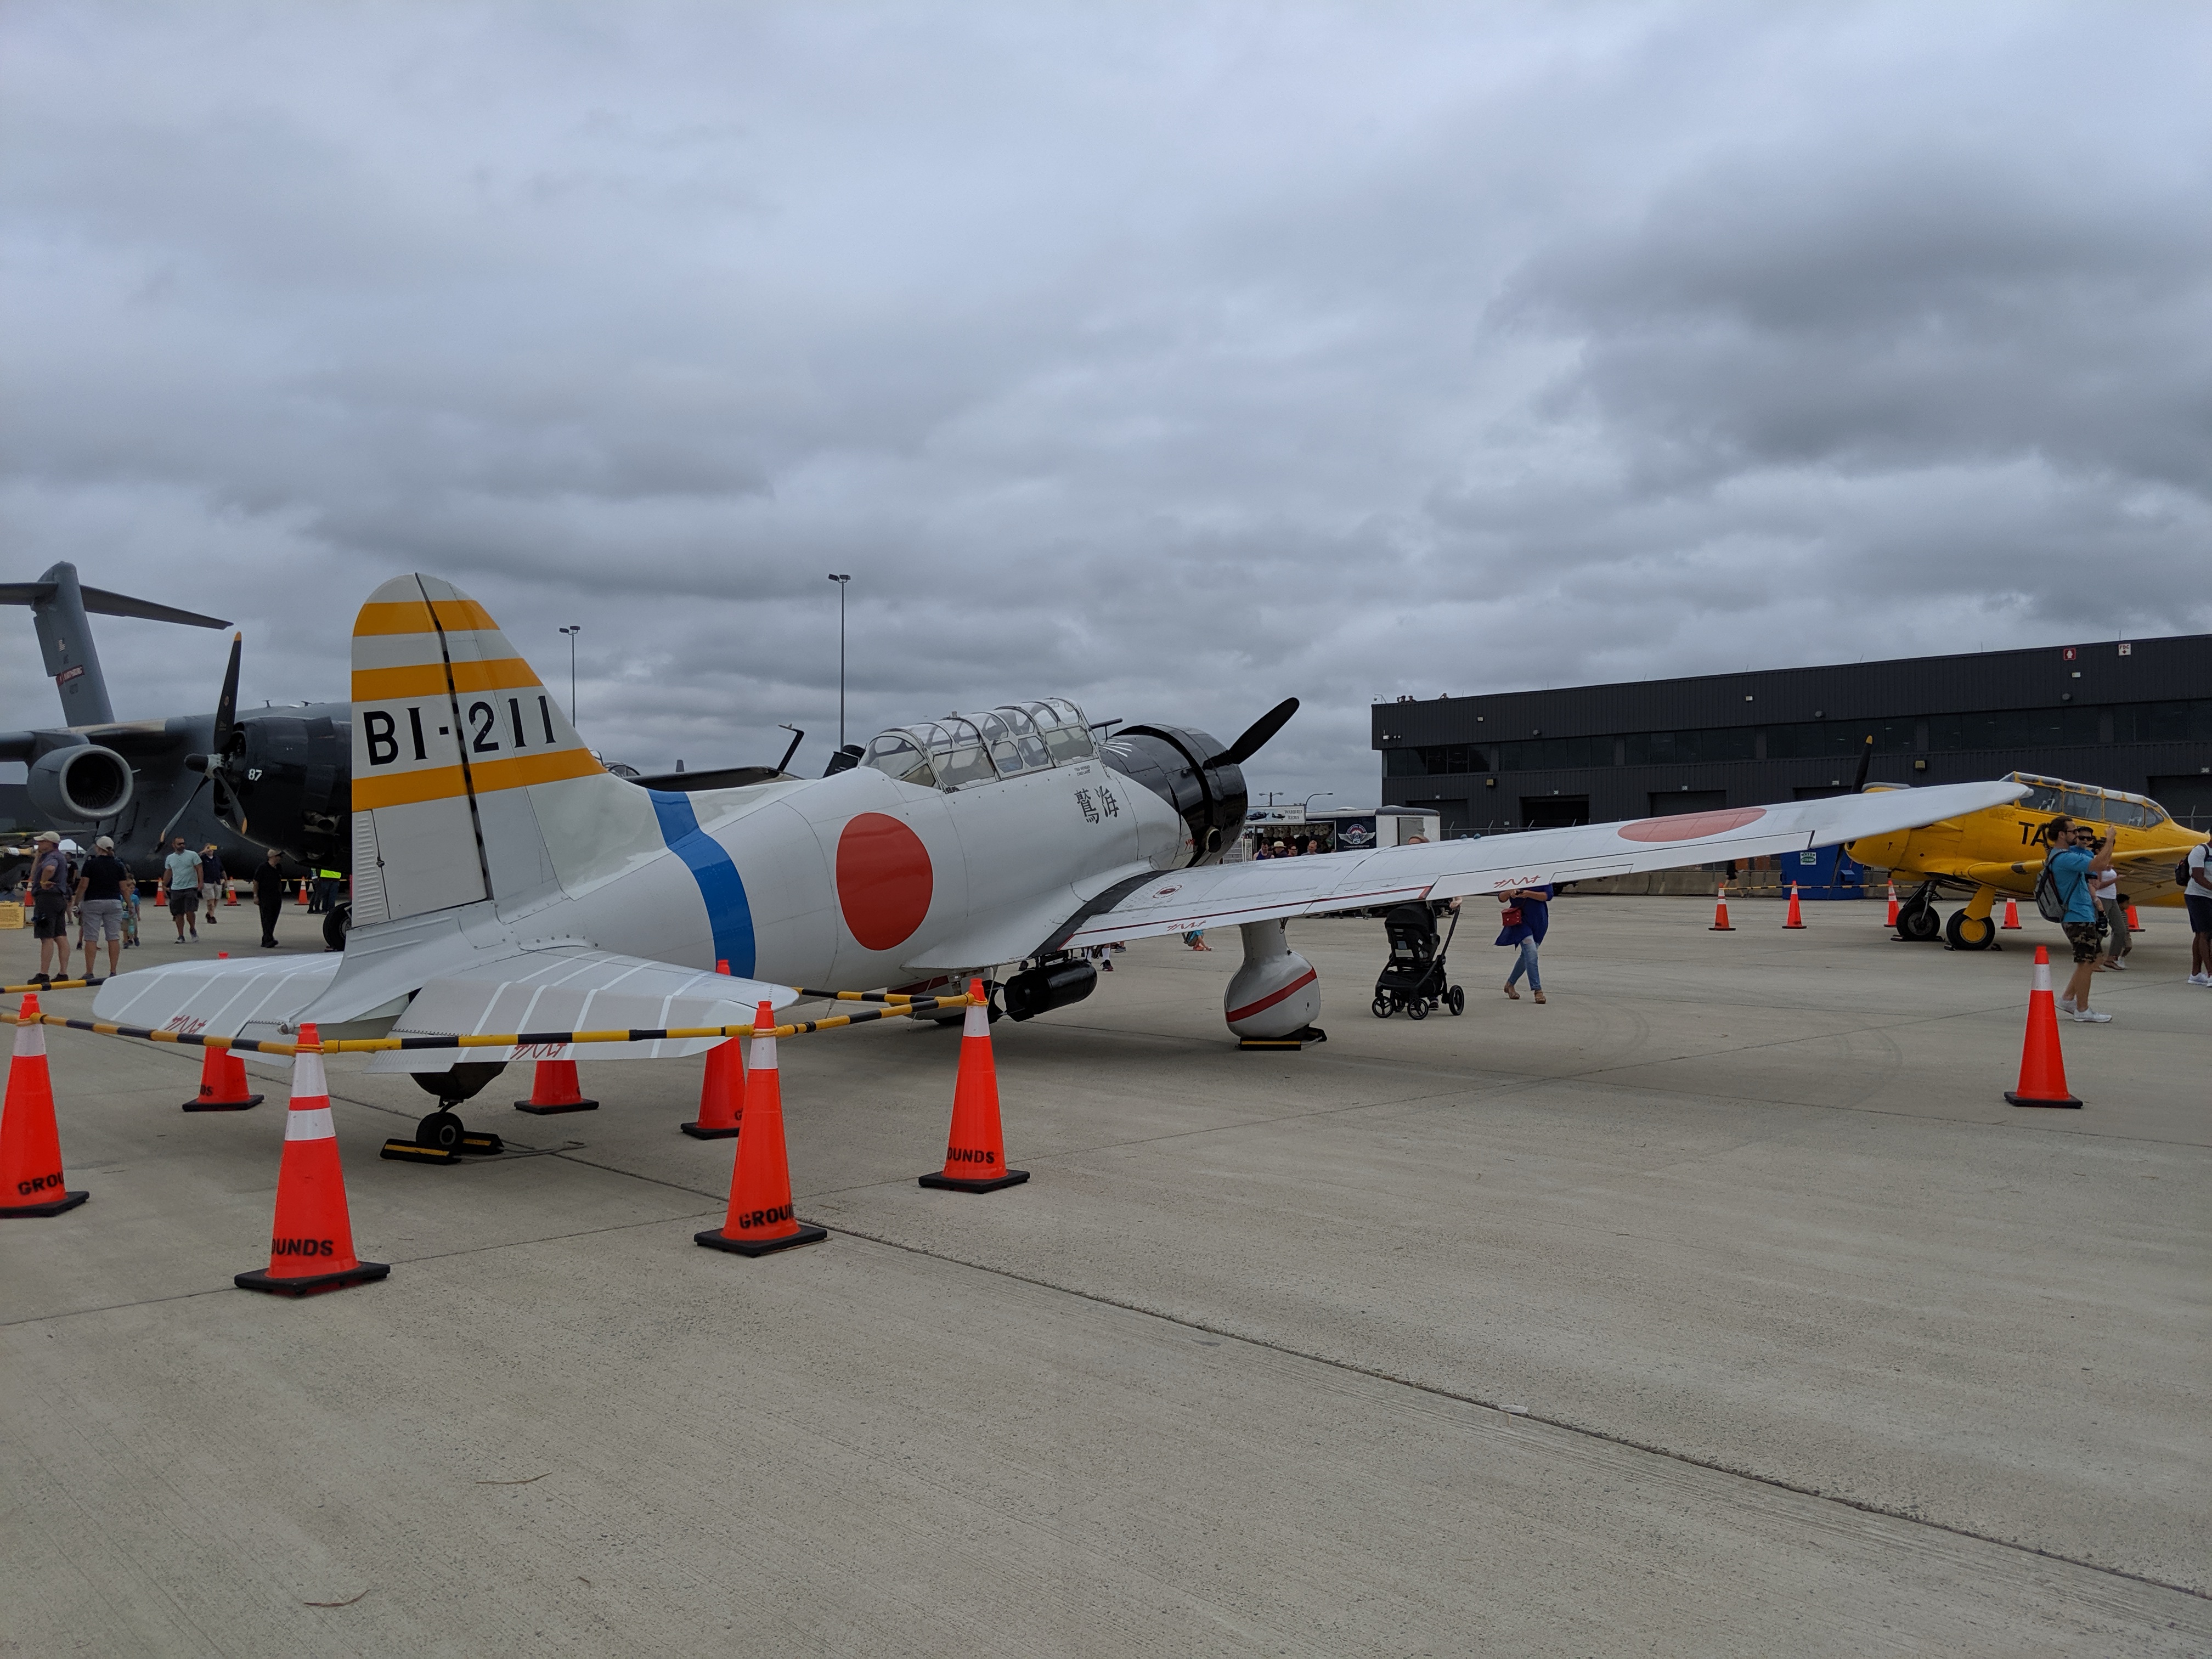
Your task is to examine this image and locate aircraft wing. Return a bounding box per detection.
[93,955,345,1053]
[1063,780,2030,949]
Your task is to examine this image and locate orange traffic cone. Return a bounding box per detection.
[295,878,309,907]
[680,959,744,1138]
[2004,947,2081,1109]
[696,1001,824,1256]
[1782,883,1806,929]
[1709,882,1735,931]
[225,879,238,906]
[515,1058,597,1115]
[184,1043,264,1112]
[2126,903,2144,933]
[920,979,1029,1193]
[235,1024,390,1294]
[2000,896,2022,930]
[1,995,88,1217]
[155,883,167,909]
[1884,882,1899,926]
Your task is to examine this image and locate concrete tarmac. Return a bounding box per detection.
[3,897,2207,1656]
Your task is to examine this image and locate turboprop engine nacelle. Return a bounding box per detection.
[27,742,133,823]
[1224,918,1321,1041]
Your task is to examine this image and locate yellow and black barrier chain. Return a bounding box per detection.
[13,991,979,1057]
[2,976,101,995]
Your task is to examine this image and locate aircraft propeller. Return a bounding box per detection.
[1214,697,1300,767]
[1852,733,1875,793]
[159,633,247,844]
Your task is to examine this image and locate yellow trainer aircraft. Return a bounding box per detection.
[1845,768,2209,950]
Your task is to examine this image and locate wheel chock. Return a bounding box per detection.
[380,1138,460,1165]
[456,1131,505,1156]
[1237,1025,1328,1051]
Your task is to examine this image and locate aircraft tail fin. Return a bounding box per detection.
[349,574,619,926]
[0,561,228,727]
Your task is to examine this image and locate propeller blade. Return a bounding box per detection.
[155,774,211,846]
[1216,697,1299,767]
[212,632,242,758]
[1852,735,1875,793]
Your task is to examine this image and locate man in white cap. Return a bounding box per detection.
[74,834,129,981]
[27,830,72,985]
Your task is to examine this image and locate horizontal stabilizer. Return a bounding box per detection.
[0,581,227,630]
[363,947,795,1073]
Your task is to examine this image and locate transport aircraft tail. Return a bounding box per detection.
[349,574,630,926]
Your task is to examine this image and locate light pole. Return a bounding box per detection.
[1301,792,1334,819]
[826,574,851,747]
[559,625,581,726]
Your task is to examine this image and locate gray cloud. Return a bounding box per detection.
[4,2,2207,805]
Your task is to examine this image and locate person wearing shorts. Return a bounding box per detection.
[74,834,128,981]
[162,836,204,941]
[26,829,72,984]
[2185,840,2212,986]
[2047,823,2113,1022]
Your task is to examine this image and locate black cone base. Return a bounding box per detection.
[516,1098,599,1114]
[0,1189,89,1218]
[235,1260,391,1297]
[680,1121,741,1139]
[694,1223,827,1256]
[2005,1091,2084,1109]
[918,1167,1030,1193]
[184,1094,263,1112]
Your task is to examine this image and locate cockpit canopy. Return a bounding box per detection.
[2008,772,2171,828]
[863,699,1094,791]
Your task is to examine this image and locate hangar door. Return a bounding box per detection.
[1521,795,1589,829]
[1650,789,1728,815]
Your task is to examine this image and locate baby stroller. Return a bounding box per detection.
[1371,902,1464,1020]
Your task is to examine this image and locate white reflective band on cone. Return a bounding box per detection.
[285,1105,337,1142]
[2033,959,2051,992]
[15,1019,45,1058]
[963,1001,988,1038]
[749,1032,776,1071]
[290,1048,329,1098]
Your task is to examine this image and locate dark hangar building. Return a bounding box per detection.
[1373,634,2212,836]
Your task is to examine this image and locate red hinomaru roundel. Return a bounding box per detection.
[1616,806,1766,843]
[836,814,934,951]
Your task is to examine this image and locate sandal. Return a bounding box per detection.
[1502,983,1520,1000]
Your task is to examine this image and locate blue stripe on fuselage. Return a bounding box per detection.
[648,791,755,975]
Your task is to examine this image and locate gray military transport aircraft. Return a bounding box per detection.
[92,574,2023,1149]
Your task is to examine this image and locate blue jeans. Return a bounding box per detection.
[1505,937,1541,990]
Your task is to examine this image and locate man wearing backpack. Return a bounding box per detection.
[2047,822,2114,1022]
[2184,839,2212,986]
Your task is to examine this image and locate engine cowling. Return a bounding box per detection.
[1223,918,1320,1039]
[26,743,133,823]
[1100,724,1247,867]
[219,713,351,869]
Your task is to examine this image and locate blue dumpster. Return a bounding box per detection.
[1786,843,1864,900]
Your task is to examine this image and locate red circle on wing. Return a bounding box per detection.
[836,814,934,951]
[1617,806,1767,843]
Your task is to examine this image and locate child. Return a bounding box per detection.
[121,872,142,949]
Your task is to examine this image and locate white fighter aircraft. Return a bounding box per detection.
[96,575,2025,1126]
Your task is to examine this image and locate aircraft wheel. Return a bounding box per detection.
[1944,909,1996,951]
[415,1110,464,1153]
[1371,995,1392,1019]
[1447,986,1465,1015]
[1407,998,1429,1021]
[1897,902,1941,943]
[322,904,350,952]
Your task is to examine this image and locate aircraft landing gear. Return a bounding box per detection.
[322,903,350,952]
[1944,909,1998,951]
[381,1063,510,1164]
[1894,900,1941,943]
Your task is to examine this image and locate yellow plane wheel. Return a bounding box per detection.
[1944,909,1997,951]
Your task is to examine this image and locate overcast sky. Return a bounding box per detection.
[4,3,2207,805]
